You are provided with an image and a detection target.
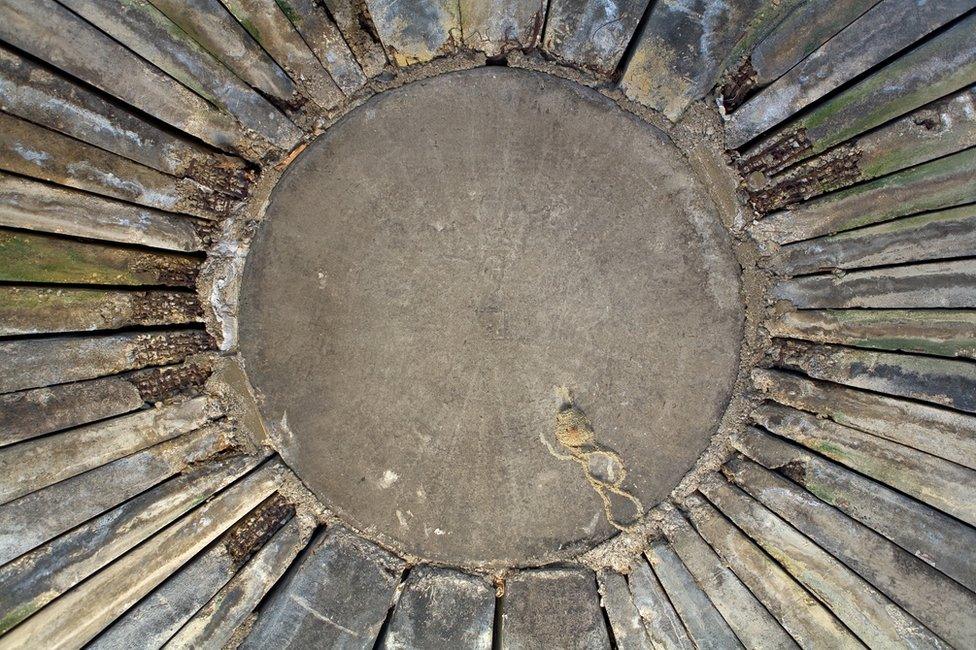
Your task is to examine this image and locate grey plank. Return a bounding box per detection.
[462,0,545,59]
[365,0,461,67]
[626,558,694,650]
[383,566,494,649]
[542,0,649,74]
[753,366,976,468]
[732,426,976,593]
[659,509,796,649]
[725,455,976,649]
[753,402,976,526]
[645,539,742,650]
[596,570,652,650]
[92,494,293,649]
[242,525,405,649]
[726,0,976,147]
[771,259,976,310]
[502,566,611,650]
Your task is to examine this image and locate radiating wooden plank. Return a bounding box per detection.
[0,458,284,648]
[242,525,405,648]
[725,455,976,649]
[91,493,293,649]
[699,474,947,649]
[0,0,267,159]
[322,0,389,77]
[732,426,976,593]
[720,0,880,111]
[753,402,976,526]
[0,286,203,337]
[0,425,229,565]
[620,0,790,121]
[502,566,610,650]
[366,0,461,67]
[164,516,308,649]
[750,87,976,212]
[220,0,343,110]
[0,111,234,219]
[645,539,742,649]
[726,0,976,148]
[462,0,544,59]
[753,367,976,469]
[597,570,651,650]
[737,12,976,174]
[771,259,976,309]
[681,494,858,650]
[0,229,199,287]
[659,510,796,649]
[277,0,367,95]
[383,566,494,649]
[62,0,300,150]
[770,204,976,274]
[754,147,976,245]
[0,375,141,448]
[0,173,204,251]
[0,329,213,394]
[774,340,976,413]
[767,309,976,361]
[0,396,210,504]
[543,0,648,73]
[626,558,694,650]
[0,454,263,636]
[148,0,304,108]
[0,44,252,196]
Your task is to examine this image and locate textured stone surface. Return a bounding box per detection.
[240,67,742,566]
[502,566,610,649]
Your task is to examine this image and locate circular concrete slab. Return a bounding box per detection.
[240,67,743,567]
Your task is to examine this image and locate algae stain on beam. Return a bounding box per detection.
[726,0,976,148]
[749,86,976,213]
[736,11,976,172]
[731,426,976,593]
[0,229,200,287]
[752,146,976,245]
[768,203,976,275]
[752,402,976,527]
[719,0,880,112]
[753,367,976,471]
[219,0,344,110]
[0,286,203,336]
[767,309,976,360]
[366,0,461,67]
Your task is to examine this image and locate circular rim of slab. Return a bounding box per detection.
[231,66,758,569]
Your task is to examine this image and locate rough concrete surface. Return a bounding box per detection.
[240,67,743,567]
